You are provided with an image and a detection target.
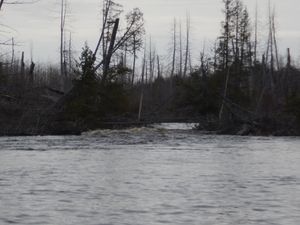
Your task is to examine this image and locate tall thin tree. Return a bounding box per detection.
[171,18,176,77]
[183,13,190,77]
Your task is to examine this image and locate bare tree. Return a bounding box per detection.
[271,8,279,70]
[183,13,191,77]
[138,43,147,121]
[266,2,279,74]
[148,37,155,82]
[157,55,161,78]
[170,18,176,77]
[102,18,119,81]
[10,37,15,67]
[68,32,73,75]
[60,0,67,77]
[179,21,183,76]
[93,0,145,84]
[125,8,145,85]
[20,51,25,76]
[254,2,258,64]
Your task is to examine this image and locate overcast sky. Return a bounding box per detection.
[1,0,299,64]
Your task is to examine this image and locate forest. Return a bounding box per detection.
[0,0,300,136]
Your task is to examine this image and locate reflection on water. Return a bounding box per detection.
[0,124,300,225]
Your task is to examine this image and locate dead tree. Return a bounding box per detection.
[284,48,291,97]
[125,8,145,85]
[183,14,191,77]
[60,0,67,77]
[149,37,155,82]
[264,2,279,101]
[29,61,35,83]
[102,18,119,82]
[271,8,279,70]
[93,1,145,84]
[171,18,176,77]
[286,48,291,68]
[20,51,25,76]
[200,44,207,79]
[68,32,73,75]
[179,21,183,76]
[254,2,258,64]
[138,44,147,121]
[157,55,161,78]
[11,37,15,68]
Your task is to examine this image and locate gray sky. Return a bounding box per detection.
[1,0,299,64]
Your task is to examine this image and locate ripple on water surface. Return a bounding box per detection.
[0,125,300,225]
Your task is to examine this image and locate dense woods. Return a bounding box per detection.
[0,0,300,136]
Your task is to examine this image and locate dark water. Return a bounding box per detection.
[0,124,299,225]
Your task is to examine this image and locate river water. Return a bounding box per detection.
[0,124,299,225]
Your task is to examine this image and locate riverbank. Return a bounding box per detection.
[1,115,299,137]
[1,82,299,137]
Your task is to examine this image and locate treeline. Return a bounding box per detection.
[0,0,300,135]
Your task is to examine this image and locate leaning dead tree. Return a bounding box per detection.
[92,0,145,84]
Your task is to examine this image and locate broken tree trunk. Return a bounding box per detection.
[102,18,120,83]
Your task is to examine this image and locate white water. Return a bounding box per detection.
[0,125,299,225]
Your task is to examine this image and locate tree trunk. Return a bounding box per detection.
[68,32,72,75]
[60,0,66,77]
[132,35,136,85]
[11,38,15,69]
[20,51,25,77]
[219,66,231,122]
[254,3,258,64]
[183,14,190,77]
[138,47,147,121]
[179,21,183,77]
[0,0,4,10]
[272,10,279,70]
[29,61,35,83]
[171,19,176,77]
[93,0,110,58]
[157,55,161,78]
[102,18,119,83]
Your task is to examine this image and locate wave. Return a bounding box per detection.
[83,123,197,136]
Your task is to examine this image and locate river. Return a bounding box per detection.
[0,124,299,225]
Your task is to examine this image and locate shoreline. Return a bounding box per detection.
[0,121,299,137]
